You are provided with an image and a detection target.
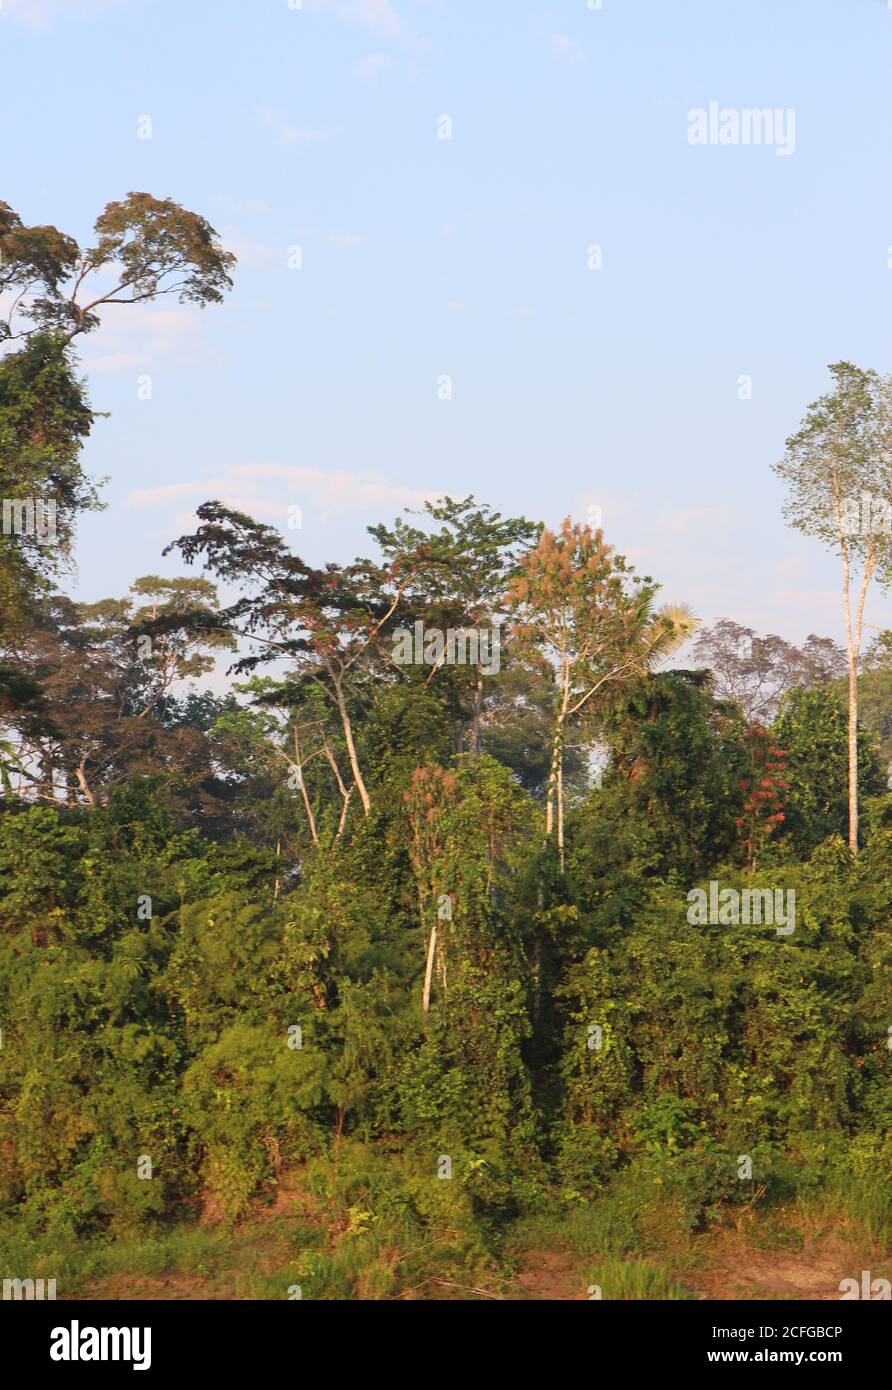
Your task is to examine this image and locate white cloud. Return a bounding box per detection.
[256,108,337,146]
[304,0,428,53]
[281,125,337,147]
[328,231,365,250]
[223,198,271,218]
[0,0,121,26]
[353,52,392,81]
[655,506,734,535]
[80,305,204,375]
[129,463,445,526]
[769,588,840,609]
[551,33,586,65]
[220,230,281,271]
[306,0,405,41]
[224,226,363,261]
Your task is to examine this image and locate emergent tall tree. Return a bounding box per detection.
[773,362,892,855]
[506,519,696,869]
[0,192,235,630]
[166,503,424,818]
[368,496,539,753]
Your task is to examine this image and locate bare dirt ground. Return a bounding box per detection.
[68,1180,891,1302]
[510,1247,590,1300]
[77,1239,878,1302]
[508,1233,889,1301]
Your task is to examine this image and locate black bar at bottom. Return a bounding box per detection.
[5,1296,886,1377]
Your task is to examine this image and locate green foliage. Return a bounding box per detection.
[2,489,891,1296]
[586,1257,694,1300]
[774,685,883,853]
[583,669,747,882]
[0,335,99,625]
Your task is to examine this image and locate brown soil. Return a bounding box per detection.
[511,1247,589,1301]
[65,1178,892,1302]
[507,1231,890,1302]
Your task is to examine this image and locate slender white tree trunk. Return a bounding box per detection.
[323,743,353,840]
[470,672,484,755]
[293,726,318,845]
[76,756,95,807]
[334,681,371,815]
[841,540,858,856]
[422,922,437,1013]
[557,748,565,872]
[545,722,559,840]
[848,551,876,857]
[545,652,571,869]
[840,510,878,859]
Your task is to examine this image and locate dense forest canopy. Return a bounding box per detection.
[1,195,891,1302]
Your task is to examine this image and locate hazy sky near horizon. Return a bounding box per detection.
[2,0,892,647]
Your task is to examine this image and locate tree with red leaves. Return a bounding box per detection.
[736,725,787,871]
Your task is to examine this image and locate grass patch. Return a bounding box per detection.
[585,1258,694,1300]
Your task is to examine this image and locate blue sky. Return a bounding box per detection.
[2,0,892,645]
